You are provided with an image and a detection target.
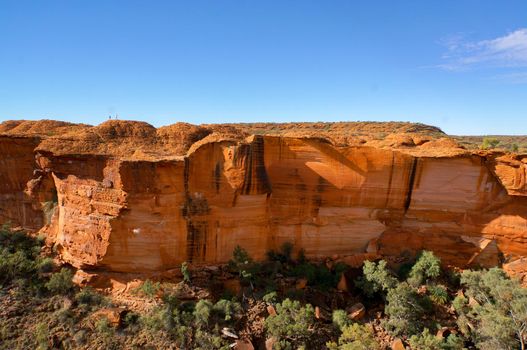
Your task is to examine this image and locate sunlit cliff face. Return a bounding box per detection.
[1,120,526,277]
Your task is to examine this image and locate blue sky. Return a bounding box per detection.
[0,1,526,135]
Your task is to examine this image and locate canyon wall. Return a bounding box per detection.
[1,120,526,276]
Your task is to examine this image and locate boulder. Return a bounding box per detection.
[347,303,366,320]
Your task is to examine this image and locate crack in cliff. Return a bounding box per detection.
[404,157,418,212]
[241,135,271,195]
[384,153,395,208]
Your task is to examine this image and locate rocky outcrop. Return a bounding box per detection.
[1,120,526,276]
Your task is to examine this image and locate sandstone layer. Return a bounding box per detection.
[1,120,526,278]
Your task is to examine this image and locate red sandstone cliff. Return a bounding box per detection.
[1,120,526,278]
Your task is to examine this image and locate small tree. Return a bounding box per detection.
[228,245,255,287]
[327,323,380,350]
[355,260,398,297]
[408,251,441,287]
[133,279,161,298]
[181,261,191,283]
[384,282,425,336]
[265,298,315,348]
[457,268,527,349]
[409,328,464,350]
[481,137,500,150]
[332,309,350,330]
[45,268,73,294]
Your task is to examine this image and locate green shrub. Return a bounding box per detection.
[194,327,229,350]
[408,251,441,287]
[428,284,449,305]
[35,257,54,273]
[212,299,242,321]
[267,242,294,264]
[327,323,380,350]
[45,268,73,294]
[262,291,278,304]
[140,306,172,331]
[95,317,113,336]
[75,286,104,306]
[0,227,44,286]
[133,279,160,298]
[481,137,500,150]
[193,300,213,328]
[228,246,255,285]
[456,268,527,349]
[291,262,338,290]
[332,309,350,330]
[384,282,424,336]
[265,298,315,347]
[409,328,464,350]
[355,260,398,297]
[35,322,49,350]
[181,261,191,283]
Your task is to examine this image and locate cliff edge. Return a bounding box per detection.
[1,119,526,281]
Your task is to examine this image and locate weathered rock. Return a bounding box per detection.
[1,120,527,279]
[267,305,277,316]
[392,338,406,350]
[265,337,277,350]
[91,308,125,327]
[337,274,349,292]
[235,340,255,350]
[296,278,308,289]
[347,303,366,320]
[224,279,242,295]
[222,327,238,339]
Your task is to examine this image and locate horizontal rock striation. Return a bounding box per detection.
[1,120,526,276]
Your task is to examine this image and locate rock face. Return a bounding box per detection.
[1,120,527,275]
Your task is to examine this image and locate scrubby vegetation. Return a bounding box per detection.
[1,224,527,349]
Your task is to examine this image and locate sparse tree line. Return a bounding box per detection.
[1,224,526,349]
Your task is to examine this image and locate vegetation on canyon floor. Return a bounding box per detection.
[1,224,526,350]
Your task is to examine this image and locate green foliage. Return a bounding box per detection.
[75,286,104,306]
[212,299,242,321]
[35,322,49,350]
[326,323,380,350]
[265,298,315,347]
[428,284,450,305]
[0,227,45,286]
[139,296,240,349]
[456,268,527,349]
[511,143,519,152]
[95,317,113,334]
[384,282,424,336]
[194,327,229,350]
[291,261,340,290]
[133,279,161,298]
[332,309,350,330]
[408,251,441,287]
[181,261,191,283]
[45,268,73,294]
[481,137,500,150]
[267,242,294,264]
[193,300,213,327]
[355,260,398,297]
[140,306,173,331]
[409,328,464,350]
[263,291,278,304]
[228,245,255,284]
[36,257,55,273]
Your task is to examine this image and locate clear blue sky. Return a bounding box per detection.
[1,1,526,135]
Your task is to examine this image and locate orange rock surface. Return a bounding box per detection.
[1,120,526,278]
